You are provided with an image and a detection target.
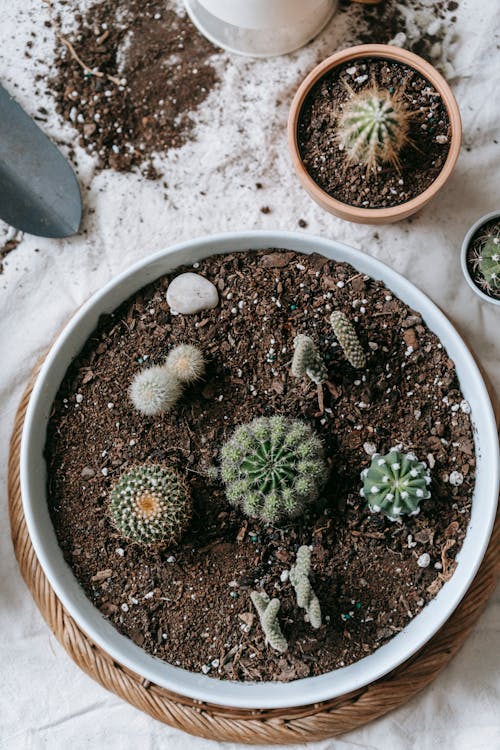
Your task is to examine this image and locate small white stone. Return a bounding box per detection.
[76,393,83,403]
[363,442,377,456]
[211,659,220,668]
[166,273,219,315]
[101,467,108,476]
[460,400,471,414]
[167,555,176,563]
[280,570,289,583]
[116,547,125,557]
[121,603,129,612]
[449,471,464,486]
[201,664,211,674]
[417,553,431,568]
[436,135,449,145]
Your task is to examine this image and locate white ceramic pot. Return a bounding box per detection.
[183,0,337,57]
[21,231,499,710]
[461,210,500,307]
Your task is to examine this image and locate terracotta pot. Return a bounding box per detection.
[287,44,462,225]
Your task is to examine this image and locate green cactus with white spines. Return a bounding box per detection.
[291,334,328,385]
[338,85,411,171]
[470,228,500,295]
[220,416,328,524]
[329,311,366,369]
[250,590,288,653]
[361,448,431,522]
[110,464,192,545]
[290,546,322,629]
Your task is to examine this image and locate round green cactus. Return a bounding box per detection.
[471,230,500,295]
[338,86,410,171]
[220,416,328,524]
[361,448,431,521]
[110,464,192,545]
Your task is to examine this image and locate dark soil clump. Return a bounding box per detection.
[46,249,474,682]
[50,0,219,178]
[297,58,451,209]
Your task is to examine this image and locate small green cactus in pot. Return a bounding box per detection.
[361,448,431,522]
[470,228,500,296]
[220,416,328,524]
[110,464,192,545]
[338,85,410,172]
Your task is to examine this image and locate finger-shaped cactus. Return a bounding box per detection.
[165,344,205,384]
[291,334,328,385]
[329,311,366,368]
[338,86,410,171]
[290,545,322,629]
[470,229,500,295]
[220,416,328,524]
[110,464,192,545]
[360,448,431,521]
[129,365,182,416]
[250,591,288,653]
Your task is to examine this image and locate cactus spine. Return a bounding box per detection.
[290,546,322,629]
[220,416,328,524]
[110,464,192,545]
[361,448,431,521]
[338,85,410,171]
[329,311,366,368]
[250,591,288,653]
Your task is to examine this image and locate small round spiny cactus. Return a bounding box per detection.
[361,448,431,522]
[291,334,328,385]
[129,365,182,416]
[338,86,410,171]
[165,344,205,384]
[470,228,500,295]
[329,311,366,368]
[221,416,328,524]
[110,464,192,545]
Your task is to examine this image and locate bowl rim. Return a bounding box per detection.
[20,230,499,709]
[287,44,462,222]
[460,210,500,306]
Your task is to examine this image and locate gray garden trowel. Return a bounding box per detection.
[0,83,82,237]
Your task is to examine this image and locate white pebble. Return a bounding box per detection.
[436,135,449,145]
[76,393,83,403]
[449,471,464,486]
[460,400,471,414]
[166,273,219,315]
[363,442,377,456]
[417,553,431,568]
[101,467,108,476]
[116,548,125,557]
[201,665,210,674]
[280,570,289,583]
[121,603,129,612]
[167,556,176,563]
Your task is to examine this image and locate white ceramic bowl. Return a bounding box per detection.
[461,210,500,306]
[21,231,499,709]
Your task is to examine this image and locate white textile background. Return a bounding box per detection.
[0,0,499,747]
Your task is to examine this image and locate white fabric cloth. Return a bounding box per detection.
[1,0,499,747]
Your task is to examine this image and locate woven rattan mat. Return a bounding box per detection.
[8,359,500,744]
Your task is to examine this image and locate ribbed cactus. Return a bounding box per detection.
[329,311,366,368]
[250,591,288,653]
[291,335,328,385]
[110,464,192,545]
[129,344,204,416]
[338,86,410,170]
[290,546,322,629]
[360,448,431,521]
[220,416,328,524]
[470,230,500,295]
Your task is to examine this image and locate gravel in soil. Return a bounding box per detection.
[46,250,474,682]
[49,0,219,178]
[297,58,451,209]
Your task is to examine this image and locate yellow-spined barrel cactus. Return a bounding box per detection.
[470,230,500,295]
[361,448,431,522]
[110,464,192,545]
[221,416,328,524]
[338,86,410,171]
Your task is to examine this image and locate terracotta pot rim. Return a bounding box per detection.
[287,44,462,223]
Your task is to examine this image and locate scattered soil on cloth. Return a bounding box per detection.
[46,250,475,682]
[466,218,500,301]
[297,58,451,209]
[49,0,219,178]
[0,228,23,274]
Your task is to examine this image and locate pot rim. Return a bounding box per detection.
[287,44,462,222]
[20,230,499,709]
[460,210,500,306]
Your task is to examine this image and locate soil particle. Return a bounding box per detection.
[297,58,451,209]
[46,249,474,682]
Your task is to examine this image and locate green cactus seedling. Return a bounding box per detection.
[291,334,328,385]
[110,464,192,545]
[361,448,431,522]
[221,416,328,524]
[329,311,366,368]
[290,545,322,629]
[470,228,500,296]
[250,590,288,653]
[338,85,411,171]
